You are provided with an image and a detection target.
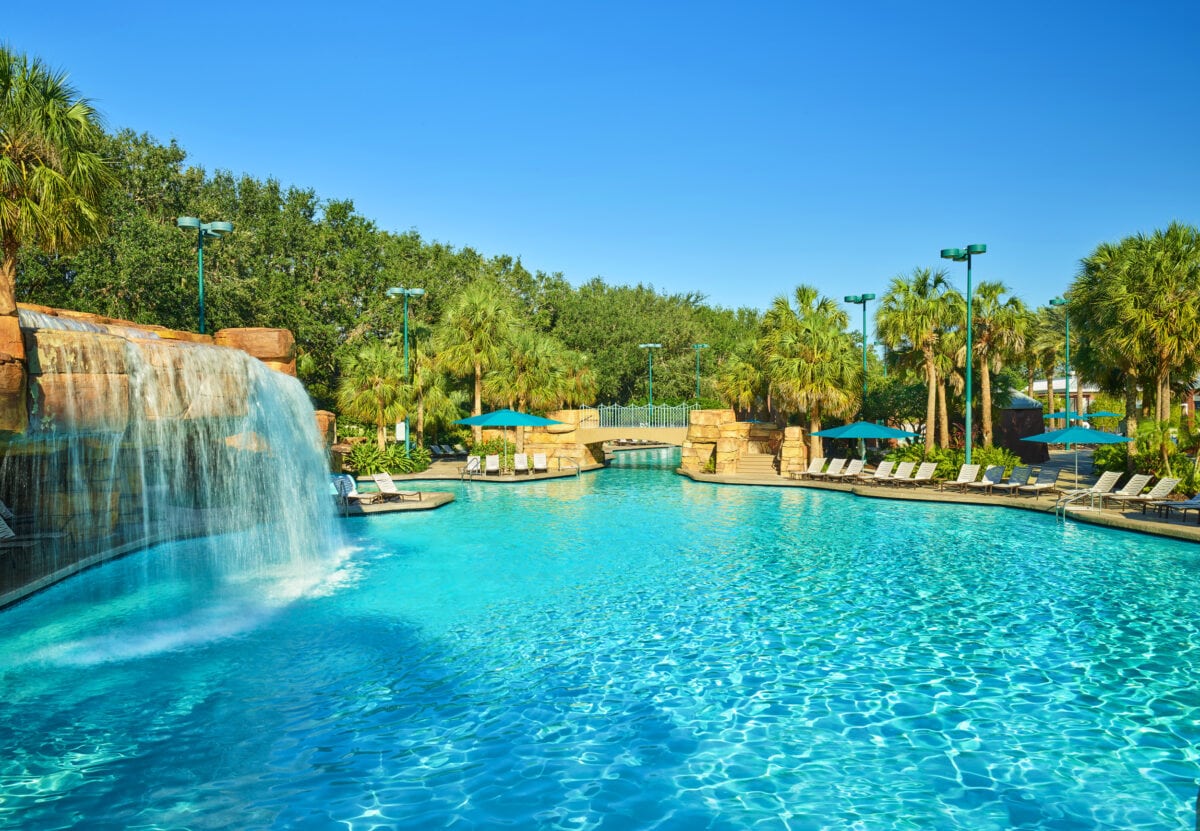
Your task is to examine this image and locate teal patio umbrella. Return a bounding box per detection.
[1086,410,1123,419]
[1043,411,1088,420]
[454,409,564,470]
[1022,425,1131,479]
[812,421,918,440]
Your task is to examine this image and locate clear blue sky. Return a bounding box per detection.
[6,1,1199,324]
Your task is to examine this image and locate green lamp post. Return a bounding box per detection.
[176,216,232,334]
[692,343,709,401]
[639,343,661,410]
[940,243,987,464]
[1049,296,1070,427]
[844,293,875,459]
[387,286,425,452]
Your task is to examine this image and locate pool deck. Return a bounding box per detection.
[680,450,1200,544]
[335,490,456,516]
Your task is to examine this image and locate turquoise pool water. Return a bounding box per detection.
[1,448,1198,829]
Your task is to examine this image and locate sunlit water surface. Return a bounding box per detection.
[1,448,1198,830]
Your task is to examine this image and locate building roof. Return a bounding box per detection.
[1005,390,1044,410]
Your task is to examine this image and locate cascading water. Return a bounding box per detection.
[0,311,343,632]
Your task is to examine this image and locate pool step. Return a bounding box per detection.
[737,454,779,477]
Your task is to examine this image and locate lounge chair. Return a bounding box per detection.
[986,465,1032,496]
[855,460,894,484]
[461,455,482,478]
[441,444,460,457]
[1054,470,1123,510]
[1097,474,1151,510]
[453,444,469,457]
[1106,477,1180,513]
[1150,493,1200,523]
[940,463,981,492]
[513,453,531,475]
[371,472,422,502]
[962,465,1004,494]
[791,457,826,481]
[532,453,548,473]
[333,475,380,505]
[809,458,847,480]
[827,458,865,480]
[1017,468,1061,498]
[428,445,446,459]
[897,462,938,487]
[484,455,501,476]
[882,460,916,486]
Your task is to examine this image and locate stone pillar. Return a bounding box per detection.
[778,426,809,477]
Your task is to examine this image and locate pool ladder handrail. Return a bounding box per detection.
[558,457,581,477]
[1055,490,1100,521]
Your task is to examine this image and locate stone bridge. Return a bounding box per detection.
[575,426,689,445]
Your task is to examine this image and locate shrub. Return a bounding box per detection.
[344,442,385,475]
[884,445,1023,480]
[469,437,516,459]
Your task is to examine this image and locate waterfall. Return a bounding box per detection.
[0,312,342,612]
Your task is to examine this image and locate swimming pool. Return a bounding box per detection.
[1,448,1197,829]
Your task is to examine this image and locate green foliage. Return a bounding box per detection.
[885,444,1023,480]
[344,441,430,475]
[469,437,516,458]
[382,443,431,474]
[343,441,385,475]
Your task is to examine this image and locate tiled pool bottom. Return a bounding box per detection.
[1,448,1198,829]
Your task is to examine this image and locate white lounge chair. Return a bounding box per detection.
[513,453,531,475]
[882,460,916,486]
[791,457,826,480]
[1054,470,1123,510]
[897,462,938,487]
[964,465,1005,494]
[940,463,981,492]
[827,458,865,480]
[986,465,1032,496]
[1106,477,1180,513]
[371,472,422,502]
[484,455,501,476]
[1017,468,1061,499]
[809,458,847,479]
[532,453,548,473]
[855,460,894,484]
[1098,474,1151,510]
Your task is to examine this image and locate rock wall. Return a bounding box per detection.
[680,411,789,475]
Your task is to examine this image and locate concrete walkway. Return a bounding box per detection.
[681,449,1200,544]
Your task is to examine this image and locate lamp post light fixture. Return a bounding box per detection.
[1049,296,1070,427]
[386,286,426,452]
[176,216,233,334]
[940,243,987,464]
[692,343,709,401]
[638,343,662,410]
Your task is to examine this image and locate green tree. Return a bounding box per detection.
[434,279,519,441]
[336,342,406,450]
[876,268,954,452]
[964,281,1027,446]
[760,285,856,458]
[1,45,115,405]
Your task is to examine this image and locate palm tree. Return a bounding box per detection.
[760,286,856,459]
[434,279,518,441]
[408,345,457,448]
[1070,225,1200,469]
[557,349,598,409]
[0,47,115,428]
[965,281,1027,446]
[875,268,954,452]
[713,347,763,417]
[336,342,407,450]
[1029,304,1065,425]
